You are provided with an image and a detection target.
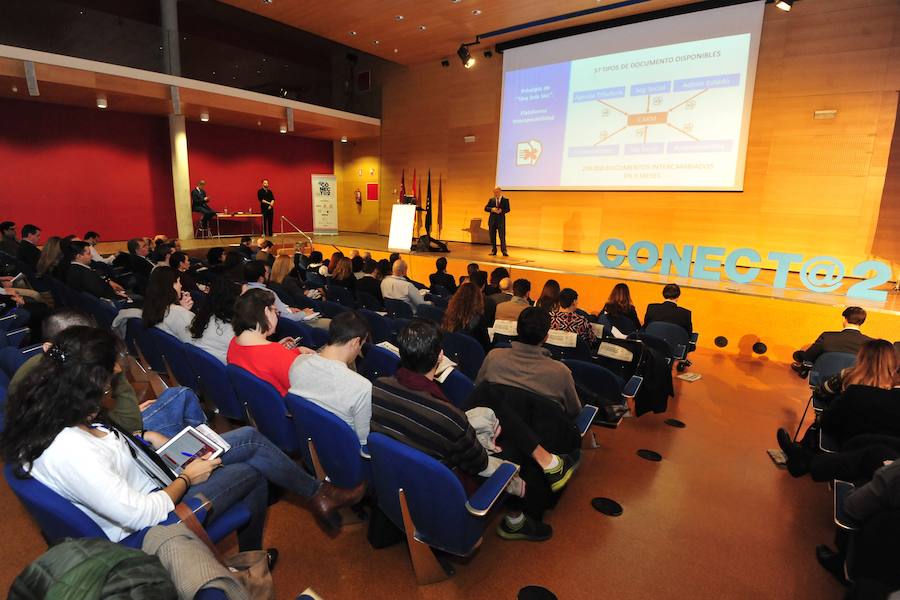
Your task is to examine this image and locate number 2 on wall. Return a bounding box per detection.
[846,260,892,302]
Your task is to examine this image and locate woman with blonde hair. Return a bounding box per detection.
[600,282,641,334]
[269,253,307,306]
[36,236,63,278]
[330,256,356,292]
[815,339,900,404]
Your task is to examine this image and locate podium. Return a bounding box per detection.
[388,204,417,252]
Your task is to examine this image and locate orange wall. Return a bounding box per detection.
[338,0,900,271]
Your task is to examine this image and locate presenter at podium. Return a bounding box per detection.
[258,178,275,236]
[484,186,510,257]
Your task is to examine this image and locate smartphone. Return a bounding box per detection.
[623,376,643,398]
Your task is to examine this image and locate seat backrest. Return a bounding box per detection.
[359,309,392,344]
[274,318,328,349]
[226,365,297,453]
[810,352,857,387]
[285,393,368,489]
[544,338,591,362]
[415,303,446,323]
[441,368,475,408]
[325,285,355,307]
[563,359,624,401]
[358,345,400,381]
[183,345,246,421]
[644,322,690,356]
[78,292,117,329]
[441,332,486,380]
[4,464,108,544]
[0,346,30,379]
[127,319,167,373]
[594,338,645,381]
[148,329,197,390]
[367,432,482,557]
[383,298,414,319]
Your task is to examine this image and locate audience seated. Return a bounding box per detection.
[330,257,356,292]
[549,288,596,345]
[442,282,491,353]
[476,307,582,418]
[485,267,510,297]
[327,251,344,277]
[485,276,512,325]
[126,237,156,280]
[142,267,194,343]
[351,255,364,279]
[0,221,19,256]
[791,306,872,377]
[460,262,479,284]
[66,241,131,304]
[644,283,692,335]
[536,279,560,311]
[356,258,383,303]
[9,308,206,437]
[244,260,320,324]
[600,283,641,334]
[16,224,41,271]
[306,251,325,279]
[381,259,429,311]
[813,338,897,406]
[269,254,307,305]
[83,231,117,265]
[226,288,312,395]
[495,278,532,323]
[429,256,457,294]
[236,236,254,261]
[288,311,372,445]
[36,236,64,278]
[255,239,275,266]
[188,277,240,364]
[0,326,365,553]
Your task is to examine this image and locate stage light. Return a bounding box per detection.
[483,49,493,58]
[457,44,475,68]
[279,124,287,134]
[440,59,450,68]
[96,94,107,109]
[340,136,348,143]
[775,0,793,11]
[200,111,209,122]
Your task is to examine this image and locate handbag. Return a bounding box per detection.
[175,502,275,600]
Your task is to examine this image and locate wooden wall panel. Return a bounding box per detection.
[333,138,381,234]
[340,1,900,268]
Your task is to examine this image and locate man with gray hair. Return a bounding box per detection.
[380,259,430,311]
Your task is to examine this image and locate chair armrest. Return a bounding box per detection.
[359,445,371,459]
[690,332,699,345]
[812,395,828,413]
[466,462,519,517]
[819,429,839,453]
[673,343,687,360]
[576,405,599,437]
[834,480,860,531]
[801,361,814,369]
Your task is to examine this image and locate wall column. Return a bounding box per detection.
[160,0,182,76]
[169,114,194,239]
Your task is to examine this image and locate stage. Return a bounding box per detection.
[159,232,900,362]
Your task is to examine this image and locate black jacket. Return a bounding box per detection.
[66,263,118,301]
[16,240,41,271]
[484,196,510,226]
[429,271,457,294]
[190,187,208,210]
[356,275,383,304]
[644,300,692,335]
[798,329,872,363]
[821,386,900,447]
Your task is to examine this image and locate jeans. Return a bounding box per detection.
[189,426,323,550]
[141,386,207,438]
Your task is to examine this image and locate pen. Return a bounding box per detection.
[181,451,197,458]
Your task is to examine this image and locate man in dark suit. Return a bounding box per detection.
[67,241,128,303]
[258,178,275,237]
[191,180,216,229]
[16,224,41,271]
[484,186,510,257]
[644,283,692,335]
[428,256,457,295]
[791,306,872,377]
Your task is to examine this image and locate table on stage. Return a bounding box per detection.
[214,212,263,237]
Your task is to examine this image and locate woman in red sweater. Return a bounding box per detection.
[227,288,313,395]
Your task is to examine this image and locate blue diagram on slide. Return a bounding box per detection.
[497,34,752,189]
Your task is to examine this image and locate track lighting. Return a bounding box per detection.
[775,0,792,11]
[457,44,475,68]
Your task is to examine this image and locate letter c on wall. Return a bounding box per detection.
[598,239,626,268]
[724,248,761,284]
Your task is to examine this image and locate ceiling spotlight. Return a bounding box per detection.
[262,0,272,4]
[257,120,262,126]
[349,31,357,36]
[457,44,475,68]
[440,59,450,68]
[472,9,482,15]
[483,49,493,58]
[418,25,427,31]
[775,0,793,11]
[96,94,107,109]
[11,85,18,93]
[279,124,287,134]
[341,136,349,143]
[200,111,209,122]
[394,15,404,21]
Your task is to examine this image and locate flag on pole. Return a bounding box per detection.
[399,169,405,201]
[425,170,433,235]
[437,174,443,237]
[411,169,417,200]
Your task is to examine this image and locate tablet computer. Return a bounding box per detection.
[156,426,224,474]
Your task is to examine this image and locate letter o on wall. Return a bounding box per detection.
[627,241,659,272]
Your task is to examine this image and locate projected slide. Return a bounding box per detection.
[498,34,752,190]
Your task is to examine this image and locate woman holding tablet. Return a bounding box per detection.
[1,326,365,553]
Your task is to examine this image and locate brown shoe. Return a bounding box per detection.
[308,480,367,524]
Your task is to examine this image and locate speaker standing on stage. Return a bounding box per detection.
[191,180,216,230]
[484,186,510,257]
[258,178,275,237]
